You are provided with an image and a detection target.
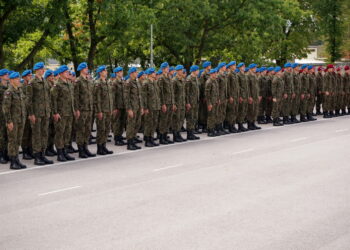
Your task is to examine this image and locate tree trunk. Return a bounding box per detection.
[0,5,17,67]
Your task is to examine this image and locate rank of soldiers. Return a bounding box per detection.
[0,61,349,170]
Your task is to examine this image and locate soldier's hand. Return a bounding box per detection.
[172,105,177,112]
[28,115,36,124]
[229,97,234,104]
[239,97,243,103]
[53,114,61,122]
[307,94,311,98]
[75,110,80,119]
[292,93,296,99]
[301,94,305,100]
[325,91,329,96]
[7,122,13,132]
[283,94,288,99]
[207,104,213,112]
[186,104,191,111]
[112,109,119,116]
[258,96,262,102]
[143,109,149,115]
[248,97,253,104]
[97,112,103,120]
[127,110,134,118]
[161,104,167,113]
[272,98,277,103]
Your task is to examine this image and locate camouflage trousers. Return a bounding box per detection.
[281,96,292,116]
[307,95,316,114]
[7,122,24,157]
[247,100,259,122]
[291,96,300,116]
[21,119,32,149]
[48,117,55,147]
[173,108,185,132]
[126,109,141,140]
[225,101,238,125]
[323,94,332,112]
[96,112,111,144]
[217,101,227,124]
[271,100,281,119]
[237,100,248,123]
[266,97,273,116]
[112,109,126,137]
[76,111,93,146]
[185,103,198,130]
[30,116,49,154]
[54,116,73,149]
[159,105,173,134]
[258,97,267,117]
[0,118,7,151]
[316,93,323,112]
[198,100,208,126]
[299,96,309,116]
[144,110,159,137]
[207,104,218,130]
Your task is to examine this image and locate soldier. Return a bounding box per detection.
[257,67,268,124]
[306,65,317,121]
[216,62,229,135]
[323,64,335,118]
[199,61,211,132]
[169,67,175,79]
[74,62,96,158]
[265,67,275,123]
[112,66,127,146]
[271,67,284,126]
[225,61,239,133]
[335,67,345,116]
[20,70,34,160]
[158,62,176,144]
[94,65,114,155]
[185,65,200,140]
[236,63,249,132]
[124,67,144,150]
[27,62,53,165]
[316,66,324,115]
[246,64,261,130]
[0,69,9,164]
[205,69,219,137]
[142,68,160,147]
[172,65,186,142]
[282,63,293,124]
[290,63,301,123]
[299,65,309,122]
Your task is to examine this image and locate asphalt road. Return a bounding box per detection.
[1,116,350,250]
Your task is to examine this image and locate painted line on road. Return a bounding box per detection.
[38,185,81,196]
[232,148,255,155]
[153,164,184,172]
[335,129,348,133]
[290,137,308,142]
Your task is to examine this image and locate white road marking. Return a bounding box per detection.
[38,186,81,196]
[153,164,184,172]
[290,137,308,142]
[232,148,254,155]
[335,129,348,133]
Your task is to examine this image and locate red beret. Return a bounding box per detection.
[336,67,341,72]
[324,68,328,72]
[327,64,334,69]
[299,69,304,73]
[344,65,350,70]
[317,66,323,71]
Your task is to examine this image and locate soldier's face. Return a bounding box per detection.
[100,70,107,78]
[3,74,9,80]
[117,71,123,78]
[163,67,169,74]
[329,68,334,73]
[36,68,44,77]
[81,68,88,75]
[11,78,20,87]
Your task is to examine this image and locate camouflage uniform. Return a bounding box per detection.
[185,74,200,130]
[291,72,301,117]
[142,78,160,138]
[20,80,32,152]
[205,77,219,131]
[172,76,186,132]
[271,75,284,119]
[112,77,126,139]
[158,74,174,134]
[0,83,8,156]
[257,74,268,120]
[308,73,317,115]
[246,72,259,123]
[316,72,324,114]
[282,71,293,118]
[217,72,228,127]
[237,72,248,124]
[199,71,210,127]
[299,73,309,117]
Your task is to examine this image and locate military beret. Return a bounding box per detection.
[274,66,282,72]
[21,69,32,77]
[128,67,137,74]
[202,61,211,68]
[326,64,334,69]
[33,62,45,71]
[71,71,76,77]
[198,69,204,77]
[57,65,69,74]
[96,65,107,73]
[9,72,20,79]
[174,65,183,71]
[344,65,349,70]
[8,70,14,75]
[301,64,308,70]
[209,69,217,74]
[124,75,130,81]
[77,62,88,71]
[113,66,123,73]
[190,65,199,73]
[169,66,175,72]
[244,68,249,72]
[110,73,116,78]
[137,71,144,78]
[234,68,240,73]
[53,69,59,77]
[248,63,257,69]
[260,67,267,71]
[160,62,169,69]
[336,67,342,72]
[0,69,9,76]
[291,63,299,68]
[156,69,162,75]
[20,79,24,84]
[227,61,236,68]
[146,68,155,75]
[307,65,313,70]
[237,62,245,68]
[284,62,292,68]
[183,68,187,73]
[317,66,324,71]
[44,70,53,79]
[267,67,275,72]
[217,62,226,70]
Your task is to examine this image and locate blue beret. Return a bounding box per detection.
[260,67,267,71]
[291,63,299,68]
[307,65,314,70]
[175,65,184,71]
[267,67,275,72]
[44,70,53,79]
[0,69,9,76]
[209,69,217,74]
[113,66,123,73]
[77,62,87,71]
[21,69,32,77]
[227,61,236,68]
[9,72,20,79]
[8,70,14,75]
[284,62,292,68]
[20,79,24,84]
[169,66,175,71]
[128,67,137,74]
[274,66,282,72]
[124,75,130,81]
[249,63,257,69]
[198,69,204,77]
[217,62,226,70]
[96,65,107,73]
[301,64,308,70]
[160,62,169,69]
[53,69,59,77]
[110,73,116,78]
[183,69,187,73]
[33,62,44,71]
[256,68,261,73]
[244,68,249,72]
[156,70,162,75]
[237,62,245,68]
[70,71,76,77]
[146,68,155,75]
[57,65,69,74]
[190,65,199,73]
[137,71,144,78]
[235,68,240,73]
[202,61,211,68]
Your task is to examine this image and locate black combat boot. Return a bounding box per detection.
[114,136,127,146]
[144,136,154,147]
[10,156,21,170]
[257,116,266,124]
[15,155,27,169]
[253,121,261,130]
[127,139,138,150]
[291,115,300,123]
[215,124,224,136]
[134,137,142,143]
[300,114,308,122]
[83,144,96,157]
[165,133,174,144]
[178,131,187,141]
[45,144,57,156]
[266,116,273,123]
[335,110,340,117]
[307,113,317,121]
[238,123,248,132]
[102,143,113,154]
[57,149,67,162]
[316,108,322,116]
[207,129,216,137]
[159,134,168,145]
[221,124,230,134]
[283,116,291,125]
[341,109,347,116]
[173,131,183,143]
[273,118,283,126]
[67,143,78,154]
[150,136,159,146]
[187,130,200,140]
[22,148,33,160]
[78,145,88,158]
[97,144,106,155]
[247,122,255,130]
[0,151,8,164]
[63,147,75,161]
[40,152,54,164]
[323,111,330,118]
[34,152,46,165]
